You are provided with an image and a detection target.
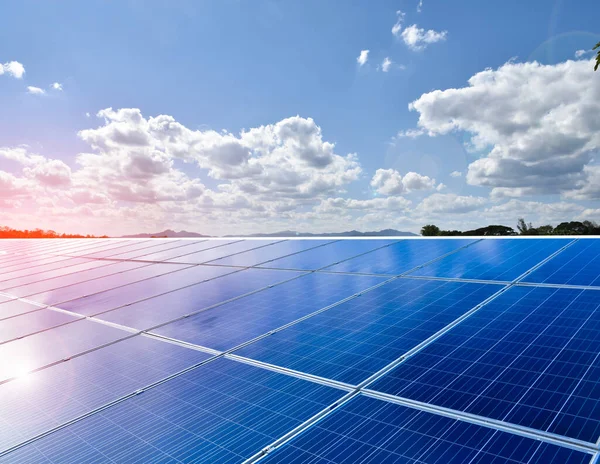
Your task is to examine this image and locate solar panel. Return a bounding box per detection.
[0,237,598,463]
[523,239,600,286]
[0,335,210,451]
[262,395,592,464]
[370,285,600,442]
[0,358,343,463]
[408,238,571,281]
[235,279,500,384]
[322,238,476,275]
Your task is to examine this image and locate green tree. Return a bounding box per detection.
[594,42,600,71]
[516,218,533,235]
[421,224,440,236]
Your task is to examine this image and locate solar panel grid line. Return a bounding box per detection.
[591,452,600,464]
[63,238,187,259]
[395,274,511,286]
[360,390,598,455]
[310,239,404,271]
[515,281,600,291]
[163,239,287,265]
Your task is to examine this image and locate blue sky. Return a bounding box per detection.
[1,0,599,235]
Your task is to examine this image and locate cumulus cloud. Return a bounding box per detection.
[0,61,25,79]
[27,86,45,95]
[357,50,369,66]
[51,82,63,91]
[417,0,423,13]
[418,193,487,214]
[401,24,447,51]
[575,49,593,58]
[403,59,600,199]
[381,57,392,72]
[450,171,462,178]
[371,168,436,195]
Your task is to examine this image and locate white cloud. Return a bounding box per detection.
[575,49,593,58]
[357,50,369,66]
[450,171,462,178]
[0,61,25,79]
[404,59,600,199]
[395,128,426,138]
[381,57,392,72]
[401,24,447,51]
[436,183,446,191]
[85,112,91,118]
[27,86,45,95]
[392,10,405,37]
[51,82,63,91]
[417,0,423,13]
[371,168,436,195]
[418,193,487,214]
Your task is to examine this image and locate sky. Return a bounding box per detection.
[1,0,599,236]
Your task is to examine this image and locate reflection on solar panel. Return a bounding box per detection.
[0,237,599,464]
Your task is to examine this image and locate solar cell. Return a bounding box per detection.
[371,286,600,443]
[523,239,600,286]
[0,335,210,452]
[206,239,335,267]
[0,358,343,463]
[323,238,475,275]
[408,238,571,281]
[153,272,386,351]
[0,299,46,320]
[256,239,399,270]
[96,268,303,330]
[235,279,500,384]
[262,395,591,464]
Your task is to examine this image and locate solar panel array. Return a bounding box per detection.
[0,237,598,463]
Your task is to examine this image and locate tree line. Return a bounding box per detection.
[421,220,600,236]
[0,226,107,239]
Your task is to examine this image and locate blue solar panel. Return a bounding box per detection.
[0,309,79,343]
[323,239,475,275]
[371,286,600,443]
[127,239,239,262]
[0,335,209,452]
[24,263,192,306]
[0,320,128,383]
[96,268,303,330]
[264,395,591,464]
[1,237,598,464]
[256,239,399,270]
[0,358,343,463]
[207,239,335,267]
[165,239,281,263]
[0,299,45,319]
[58,264,237,315]
[523,239,600,286]
[154,272,385,351]
[409,239,571,281]
[2,261,148,298]
[235,279,500,384]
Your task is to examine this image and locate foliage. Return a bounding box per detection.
[594,42,600,71]
[0,226,108,239]
[420,224,441,236]
[420,220,600,236]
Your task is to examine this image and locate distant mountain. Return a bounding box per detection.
[121,229,211,238]
[123,228,416,238]
[224,229,417,237]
